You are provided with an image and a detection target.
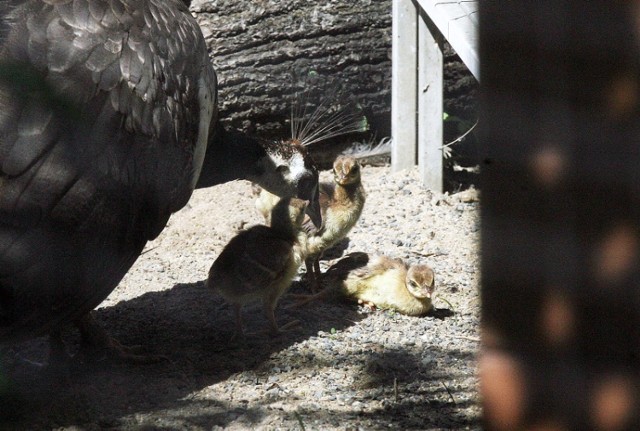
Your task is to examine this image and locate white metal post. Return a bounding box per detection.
[418,13,443,192]
[391,0,418,172]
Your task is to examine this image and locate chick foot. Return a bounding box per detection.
[303,259,322,293]
[262,309,300,337]
[271,318,300,334]
[286,290,329,309]
[358,299,377,312]
[76,313,167,364]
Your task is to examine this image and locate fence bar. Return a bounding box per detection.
[417,12,443,191]
[391,0,418,173]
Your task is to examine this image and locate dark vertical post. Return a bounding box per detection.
[480,1,640,430]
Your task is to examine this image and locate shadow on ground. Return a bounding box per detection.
[0,278,360,428]
[0,277,470,429]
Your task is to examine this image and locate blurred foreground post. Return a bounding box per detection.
[480,1,640,430]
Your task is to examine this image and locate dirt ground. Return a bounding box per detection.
[0,164,482,430]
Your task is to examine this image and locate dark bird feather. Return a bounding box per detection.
[0,0,320,356]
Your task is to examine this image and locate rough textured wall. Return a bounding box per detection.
[191,0,392,141]
[191,0,477,151]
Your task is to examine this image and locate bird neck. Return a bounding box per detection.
[270,215,298,240]
[195,123,265,189]
[394,278,433,315]
[334,180,364,203]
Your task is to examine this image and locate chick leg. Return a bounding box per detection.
[286,289,330,308]
[305,258,322,293]
[312,258,321,288]
[265,302,299,336]
[304,259,315,281]
[76,313,166,364]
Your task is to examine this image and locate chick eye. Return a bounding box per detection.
[276,165,290,174]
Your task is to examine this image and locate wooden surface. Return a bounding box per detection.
[190,0,477,172]
[391,0,418,172]
[416,0,479,80]
[392,0,479,191]
[417,13,444,191]
[192,0,392,142]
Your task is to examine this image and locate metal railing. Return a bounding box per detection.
[391,0,479,191]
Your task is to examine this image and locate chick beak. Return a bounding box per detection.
[424,285,435,299]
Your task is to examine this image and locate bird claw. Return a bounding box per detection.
[85,341,168,365]
[276,319,300,333]
[267,319,300,338]
[76,314,167,365]
[285,293,320,309]
[247,319,301,338]
[358,299,377,311]
[227,329,246,344]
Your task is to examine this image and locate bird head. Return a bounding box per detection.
[286,87,368,226]
[405,265,436,299]
[254,138,322,228]
[332,155,361,186]
[270,196,309,234]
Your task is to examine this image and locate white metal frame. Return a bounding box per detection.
[391,0,479,192]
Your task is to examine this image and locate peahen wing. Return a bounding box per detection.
[0,0,216,340]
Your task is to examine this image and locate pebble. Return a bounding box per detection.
[45,165,483,430]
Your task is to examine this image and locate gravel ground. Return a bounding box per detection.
[0,164,481,430]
